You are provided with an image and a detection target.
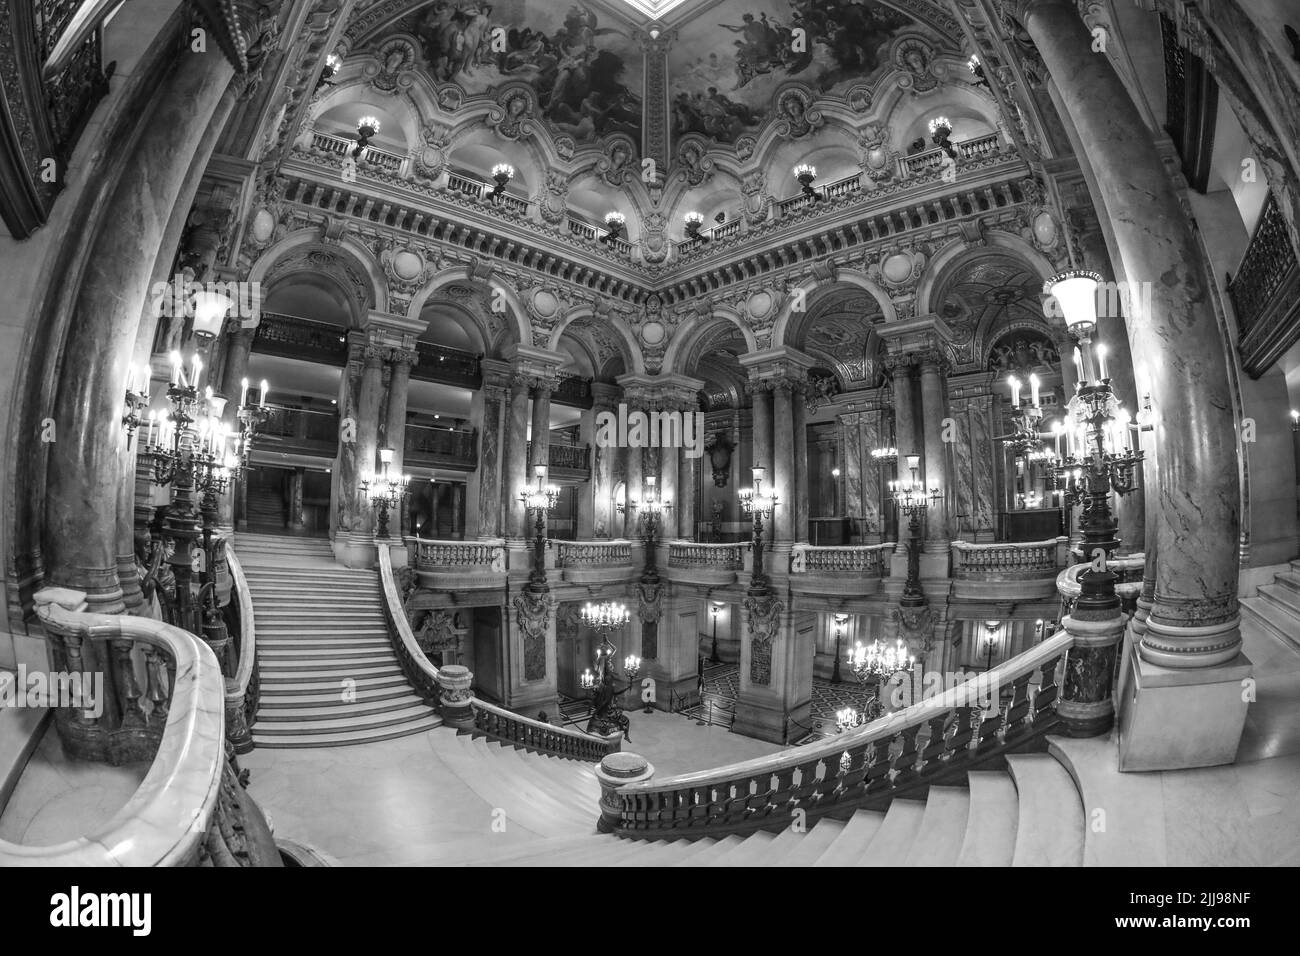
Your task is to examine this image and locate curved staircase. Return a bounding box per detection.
[430,726,1086,866]
[236,534,441,748]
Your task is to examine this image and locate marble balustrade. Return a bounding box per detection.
[412,538,507,590]
[604,632,1072,839]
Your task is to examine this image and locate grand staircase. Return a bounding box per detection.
[1241,560,1300,649]
[236,533,442,748]
[432,726,1087,866]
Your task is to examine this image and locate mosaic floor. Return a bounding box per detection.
[699,664,885,740]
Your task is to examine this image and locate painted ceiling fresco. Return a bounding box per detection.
[668,0,917,144]
[393,1,643,143]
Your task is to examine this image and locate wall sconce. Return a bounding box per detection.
[317,52,341,91]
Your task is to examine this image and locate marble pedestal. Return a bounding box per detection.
[333,532,377,569]
[1118,652,1253,771]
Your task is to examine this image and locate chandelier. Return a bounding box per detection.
[870,445,898,463]
[888,454,939,515]
[849,639,915,682]
[520,465,561,511]
[995,373,1048,456]
[360,447,410,539]
[738,465,777,516]
[581,600,630,632]
[684,210,707,243]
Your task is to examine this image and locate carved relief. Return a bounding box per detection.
[675,136,714,187]
[539,171,569,225]
[741,171,771,226]
[772,87,823,139]
[745,593,785,685]
[413,123,450,180]
[597,135,638,187]
[858,123,897,183]
[893,35,941,94]
[486,86,537,141]
[367,37,417,93]
[513,590,556,683]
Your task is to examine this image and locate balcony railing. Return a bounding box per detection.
[254,312,350,365]
[405,425,477,467]
[951,537,1066,576]
[308,129,405,173]
[258,405,340,455]
[412,537,506,588]
[555,540,632,567]
[668,542,744,569]
[1228,191,1300,374]
[527,440,591,473]
[567,219,633,257]
[773,172,863,218]
[413,341,482,388]
[446,169,531,216]
[790,543,893,576]
[552,372,593,408]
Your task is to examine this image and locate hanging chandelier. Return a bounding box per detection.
[848,638,915,682]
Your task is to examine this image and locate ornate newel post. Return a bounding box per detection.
[1058,572,1124,736]
[595,752,654,833]
[436,664,475,727]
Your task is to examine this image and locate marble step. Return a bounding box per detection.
[247,593,385,608]
[259,663,403,681]
[1048,735,1166,867]
[1258,583,1300,618]
[1006,754,1085,866]
[669,833,745,866]
[258,634,391,646]
[811,810,887,866]
[253,702,435,736]
[1240,598,1300,651]
[858,799,926,866]
[767,816,846,866]
[903,786,971,866]
[260,683,416,707]
[703,828,778,866]
[256,608,385,620]
[955,771,1018,866]
[255,696,430,723]
[259,646,397,663]
[479,739,599,812]
[1273,570,1300,594]
[257,674,411,695]
[251,713,441,749]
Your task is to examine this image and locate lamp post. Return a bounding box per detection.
[579,600,633,739]
[983,620,1000,672]
[889,454,940,607]
[794,163,820,201]
[519,465,560,594]
[708,602,722,663]
[360,447,410,540]
[831,613,848,683]
[620,475,671,583]
[739,465,778,595]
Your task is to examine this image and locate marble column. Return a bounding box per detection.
[749,381,773,485]
[624,443,643,538]
[919,351,951,550]
[501,377,531,541]
[678,452,698,540]
[891,356,920,466]
[467,360,509,539]
[792,389,809,543]
[383,348,417,538]
[528,379,554,478]
[218,326,256,532]
[288,468,305,531]
[1020,0,1241,666]
[451,483,465,539]
[659,439,679,539]
[589,382,620,538]
[345,344,386,549]
[43,51,238,612]
[772,380,796,546]
[577,402,597,538]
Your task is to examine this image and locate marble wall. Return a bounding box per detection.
[838,398,890,542]
[948,376,998,540]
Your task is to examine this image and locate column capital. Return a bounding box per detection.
[916,347,951,375]
[876,315,954,358]
[737,346,816,383]
[387,347,420,369]
[504,343,565,390]
[616,372,705,411]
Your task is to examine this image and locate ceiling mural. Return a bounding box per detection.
[383,1,644,145]
[668,0,919,145]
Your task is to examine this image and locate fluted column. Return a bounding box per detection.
[383,347,418,538]
[919,351,951,551]
[1018,0,1241,667]
[42,50,238,612]
[502,376,531,541]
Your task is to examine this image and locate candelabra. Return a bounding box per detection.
[928,115,956,158]
[519,465,560,593]
[360,447,410,539]
[490,163,514,200]
[684,211,708,242]
[579,601,633,738]
[995,373,1048,456]
[122,363,152,450]
[835,702,882,732]
[848,638,915,683]
[233,376,272,474]
[889,454,940,606]
[1047,271,1147,569]
[619,475,671,583]
[738,465,778,594]
[601,211,626,243]
[352,115,379,159]
[794,163,820,201]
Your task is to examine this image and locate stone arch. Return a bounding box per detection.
[548,305,645,377]
[661,308,756,375]
[406,266,530,356]
[915,230,1057,317]
[770,270,896,348]
[247,229,387,325]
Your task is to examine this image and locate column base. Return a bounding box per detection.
[733,697,810,744]
[1139,614,1243,668]
[1117,651,1253,771]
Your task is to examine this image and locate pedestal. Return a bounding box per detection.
[436,664,475,727]
[1118,652,1253,771]
[332,531,376,569]
[595,752,653,832]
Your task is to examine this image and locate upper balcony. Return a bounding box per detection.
[665,541,745,587]
[788,543,894,597]
[950,537,1069,601]
[555,540,633,584]
[405,424,477,471]
[527,441,591,480]
[282,129,1030,305]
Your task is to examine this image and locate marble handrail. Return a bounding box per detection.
[609,632,1073,837]
[555,540,633,567]
[951,537,1065,575]
[413,537,505,571]
[667,541,744,568]
[790,543,894,575]
[224,544,258,753]
[1057,553,1146,603]
[0,589,225,866]
[377,547,617,761]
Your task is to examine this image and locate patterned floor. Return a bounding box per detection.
[700,664,884,740]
